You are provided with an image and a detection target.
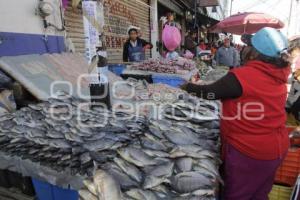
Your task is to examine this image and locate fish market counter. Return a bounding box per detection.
[0,92,222,200]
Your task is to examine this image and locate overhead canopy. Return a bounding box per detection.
[0,53,90,100]
[210,12,285,35]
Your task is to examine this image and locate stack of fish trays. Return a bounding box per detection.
[32,179,78,200]
[269,184,293,200]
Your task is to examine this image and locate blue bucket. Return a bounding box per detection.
[32,178,78,200]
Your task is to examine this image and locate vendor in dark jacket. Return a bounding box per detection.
[123,27,153,62]
[181,27,290,200]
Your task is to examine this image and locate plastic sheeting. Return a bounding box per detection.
[0,53,90,100]
[0,152,85,190]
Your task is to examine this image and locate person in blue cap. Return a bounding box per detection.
[181,27,290,200]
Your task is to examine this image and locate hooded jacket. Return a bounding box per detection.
[221,60,291,160]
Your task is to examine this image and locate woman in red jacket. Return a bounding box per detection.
[182,27,290,200]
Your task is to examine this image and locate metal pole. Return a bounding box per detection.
[287,0,294,36]
[230,0,233,16]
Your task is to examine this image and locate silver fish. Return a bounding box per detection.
[126,189,158,200]
[93,169,122,200]
[117,147,157,167]
[175,157,193,172]
[78,189,98,200]
[83,139,116,151]
[113,157,142,183]
[171,171,215,193]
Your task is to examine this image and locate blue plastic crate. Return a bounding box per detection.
[152,75,186,88]
[108,64,126,76]
[32,178,78,200]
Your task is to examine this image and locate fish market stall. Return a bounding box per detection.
[0,90,221,199]
[0,53,222,200]
[121,57,199,87]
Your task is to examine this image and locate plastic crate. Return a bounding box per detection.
[275,148,300,186]
[32,178,78,200]
[152,75,186,88]
[108,64,126,76]
[269,185,292,200]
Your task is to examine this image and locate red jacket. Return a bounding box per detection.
[221,60,290,160]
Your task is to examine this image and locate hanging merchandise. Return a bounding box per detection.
[64,2,85,54]
[72,0,81,9]
[162,25,181,51]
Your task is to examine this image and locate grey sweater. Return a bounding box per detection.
[215,46,240,67]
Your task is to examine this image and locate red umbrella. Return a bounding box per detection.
[210,12,285,35]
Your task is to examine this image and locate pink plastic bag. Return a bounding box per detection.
[62,0,69,9]
[162,25,181,51]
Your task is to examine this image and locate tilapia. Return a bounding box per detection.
[78,189,98,200]
[83,138,116,151]
[126,189,158,200]
[113,157,142,183]
[175,157,193,172]
[102,163,139,189]
[118,147,157,167]
[83,179,97,196]
[171,171,216,193]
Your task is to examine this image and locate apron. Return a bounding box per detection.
[128,42,145,62]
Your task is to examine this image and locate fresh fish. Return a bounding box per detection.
[126,189,158,200]
[78,189,98,200]
[65,132,84,143]
[163,130,199,145]
[80,152,91,164]
[113,157,142,183]
[148,125,165,139]
[169,145,203,158]
[144,161,174,177]
[171,171,216,193]
[143,175,169,189]
[83,179,97,196]
[102,163,139,189]
[142,134,168,151]
[143,149,170,158]
[48,139,71,149]
[83,139,116,151]
[175,157,193,172]
[118,147,157,167]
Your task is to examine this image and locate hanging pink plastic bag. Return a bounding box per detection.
[162,25,181,51]
[62,0,69,9]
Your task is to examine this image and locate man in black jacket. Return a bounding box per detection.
[123,27,153,62]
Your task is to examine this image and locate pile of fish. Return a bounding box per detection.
[202,67,229,83]
[0,91,221,199]
[131,57,196,74]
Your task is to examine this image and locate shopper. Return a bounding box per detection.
[163,12,181,29]
[240,34,253,65]
[184,30,198,56]
[286,36,300,121]
[123,27,153,62]
[199,39,207,51]
[215,37,240,68]
[181,27,290,200]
